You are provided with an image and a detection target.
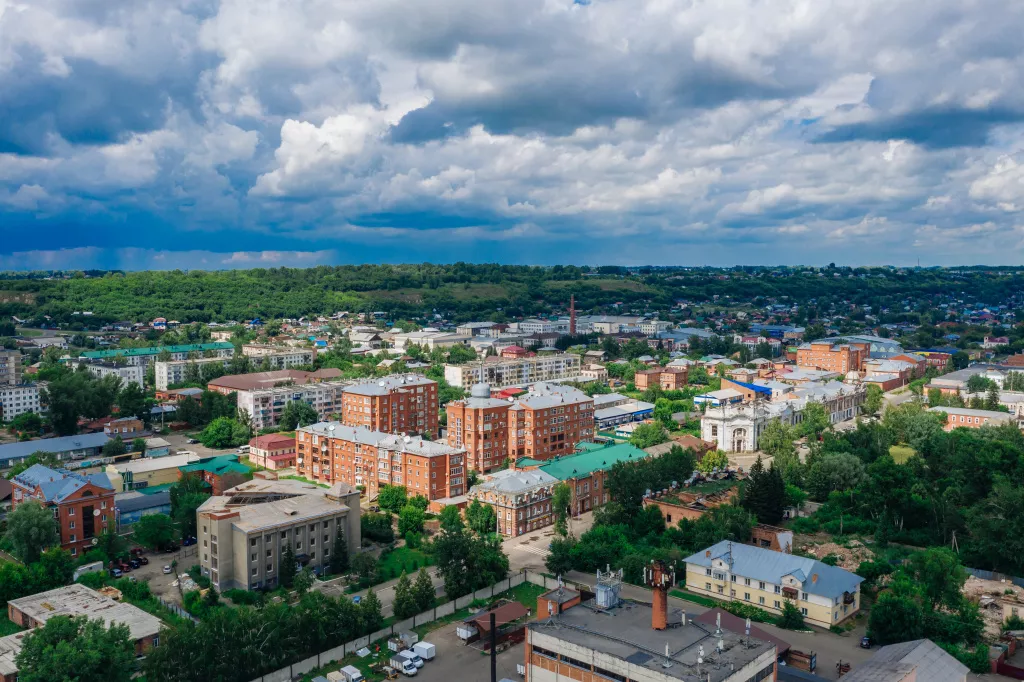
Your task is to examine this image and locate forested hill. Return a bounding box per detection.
[0,264,1022,325]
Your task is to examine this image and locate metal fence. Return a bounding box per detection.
[158,597,200,624]
[965,566,1024,589]
[247,571,540,682]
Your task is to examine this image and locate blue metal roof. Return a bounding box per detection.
[13,464,113,502]
[728,379,773,396]
[0,433,110,463]
[685,541,863,599]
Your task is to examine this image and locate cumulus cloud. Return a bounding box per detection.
[3,0,1024,266]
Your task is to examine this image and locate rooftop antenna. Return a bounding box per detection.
[715,612,722,636]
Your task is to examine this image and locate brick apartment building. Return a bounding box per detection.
[296,423,467,501]
[796,341,866,374]
[340,374,439,437]
[507,383,594,461]
[10,465,115,557]
[446,384,511,473]
[928,406,1016,431]
[634,366,689,391]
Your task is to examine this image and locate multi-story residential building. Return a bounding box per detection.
[240,344,316,368]
[208,368,343,395]
[155,357,232,390]
[340,374,438,436]
[445,354,582,390]
[10,464,115,557]
[684,541,864,628]
[248,434,297,470]
[634,366,688,391]
[102,417,144,437]
[525,584,777,682]
[928,406,1016,431]
[391,331,472,352]
[579,363,608,382]
[446,384,512,473]
[796,341,866,373]
[639,319,672,335]
[1,584,162,678]
[0,385,40,421]
[514,319,566,335]
[0,433,110,471]
[507,383,593,461]
[576,315,643,334]
[73,361,144,388]
[467,469,558,538]
[455,322,499,337]
[0,350,23,386]
[79,342,235,369]
[240,381,347,431]
[296,423,467,501]
[196,476,360,591]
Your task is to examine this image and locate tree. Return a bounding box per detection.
[869,577,925,645]
[407,495,429,512]
[398,505,425,537]
[134,514,176,550]
[776,601,806,630]
[696,449,729,474]
[329,526,349,575]
[864,384,884,416]
[552,483,572,536]
[629,422,669,449]
[742,457,785,525]
[280,544,298,589]
[377,485,408,514]
[807,452,868,501]
[4,500,58,563]
[413,568,436,612]
[907,547,968,611]
[393,572,417,619]
[116,383,150,423]
[360,513,395,543]
[986,384,1001,411]
[798,402,830,440]
[9,412,42,434]
[199,416,245,449]
[102,436,126,458]
[438,505,464,533]
[361,588,384,633]
[352,552,378,584]
[967,483,1024,574]
[278,401,319,431]
[464,499,496,536]
[176,396,203,426]
[169,473,210,538]
[545,536,577,576]
[16,615,134,682]
[294,567,316,595]
[758,420,796,461]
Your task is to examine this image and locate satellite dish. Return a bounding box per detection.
[91,538,99,546]
[93,509,101,517]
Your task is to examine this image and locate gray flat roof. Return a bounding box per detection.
[529,600,773,682]
[0,433,110,463]
[8,583,161,641]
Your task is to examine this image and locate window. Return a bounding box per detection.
[717,585,724,594]
[267,563,274,573]
[759,597,765,605]
[759,581,765,589]
[252,567,258,576]
[744,592,750,601]
[744,578,751,586]
[705,583,712,591]
[68,508,75,516]
[705,568,712,577]
[69,521,76,530]
[774,601,781,609]
[801,591,808,601]
[774,585,781,594]
[801,608,808,616]
[250,539,257,547]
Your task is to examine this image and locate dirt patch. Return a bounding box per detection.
[963,575,1024,637]
[797,539,875,572]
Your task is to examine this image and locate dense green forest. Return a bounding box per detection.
[1,264,1023,325]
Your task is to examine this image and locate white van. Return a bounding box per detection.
[412,642,435,661]
[399,651,424,669]
[237,444,250,454]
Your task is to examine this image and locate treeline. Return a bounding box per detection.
[3,265,1023,327]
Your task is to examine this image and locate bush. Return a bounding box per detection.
[188,565,212,589]
[937,642,991,674]
[775,601,807,630]
[721,601,776,624]
[821,554,840,566]
[857,560,895,585]
[223,589,264,606]
[361,513,395,544]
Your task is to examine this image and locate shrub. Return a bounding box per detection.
[1005,614,1024,632]
[224,589,264,606]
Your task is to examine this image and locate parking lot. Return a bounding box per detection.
[126,545,200,604]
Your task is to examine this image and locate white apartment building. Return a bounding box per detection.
[239,381,348,431]
[444,353,582,390]
[391,330,472,352]
[74,361,144,388]
[155,357,232,391]
[0,385,40,420]
[0,350,23,386]
[514,319,570,335]
[78,342,235,369]
[639,319,673,335]
[241,345,316,368]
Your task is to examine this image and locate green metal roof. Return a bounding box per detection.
[136,483,176,495]
[537,441,649,481]
[179,455,251,477]
[80,342,234,359]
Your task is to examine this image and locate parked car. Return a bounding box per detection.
[162,543,180,553]
[860,636,872,649]
[137,556,149,565]
[352,595,362,604]
[110,568,123,578]
[117,560,131,573]
[187,438,199,444]
[128,558,141,570]
[182,536,197,547]
[162,565,173,575]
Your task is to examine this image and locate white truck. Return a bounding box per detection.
[412,642,435,661]
[389,654,418,677]
[72,561,105,581]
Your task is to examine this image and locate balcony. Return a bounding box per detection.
[844,592,856,605]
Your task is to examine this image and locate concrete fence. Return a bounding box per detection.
[248,571,539,682]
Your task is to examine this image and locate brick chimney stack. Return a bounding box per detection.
[569,295,577,336]
[645,559,673,630]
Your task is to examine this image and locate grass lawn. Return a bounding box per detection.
[505,581,547,610]
[669,589,719,608]
[281,474,330,488]
[378,547,433,580]
[14,328,43,337]
[889,444,917,464]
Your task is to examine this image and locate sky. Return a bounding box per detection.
[2,0,1024,270]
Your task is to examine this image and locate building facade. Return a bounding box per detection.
[466,468,558,538]
[155,357,232,390]
[445,384,512,473]
[238,381,348,431]
[634,367,689,391]
[796,341,866,374]
[76,361,144,388]
[340,374,439,436]
[0,350,23,386]
[241,344,316,368]
[444,354,582,390]
[0,385,40,421]
[684,541,864,628]
[507,383,594,461]
[296,423,467,501]
[928,406,1016,430]
[196,477,360,591]
[10,464,115,557]
[248,434,297,470]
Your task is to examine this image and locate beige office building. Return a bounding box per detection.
[196,476,360,591]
